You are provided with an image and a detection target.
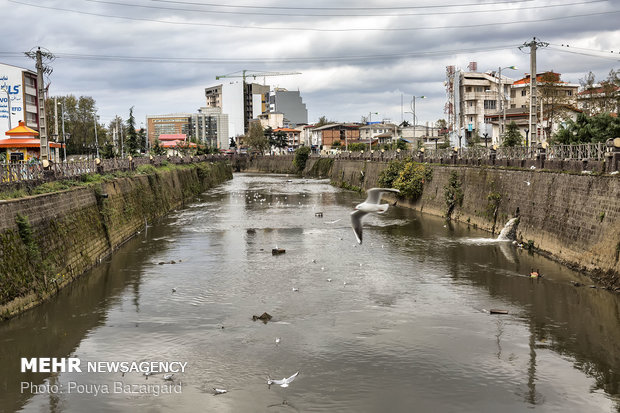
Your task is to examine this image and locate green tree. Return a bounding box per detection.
[538,72,573,140]
[125,107,139,155]
[274,130,288,152]
[229,137,237,148]
[316,116,334,127]
[245,122,269,153]
[137,128,147,153]
[552,112,620,144]
[151,139,167,155]
[501,121,523,147]
[293,146,311,171]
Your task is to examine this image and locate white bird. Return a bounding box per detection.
[213,388,227,395]
[327,278,332,282]
[275,337,281,344]
[524,181,531,186]
[292,287,299,292]
[350,188,400,244]
[163,374,174,381]
[268,371,299,388]
[530,165,536,170]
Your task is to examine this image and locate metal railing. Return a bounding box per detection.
[310,142,611,162]
[1,154,229,184]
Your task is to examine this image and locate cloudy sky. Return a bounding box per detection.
[1,0,619,129]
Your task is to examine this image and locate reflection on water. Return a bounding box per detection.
[0,173,618,413]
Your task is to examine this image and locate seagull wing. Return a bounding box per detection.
[285,371,299,384]
[366,188,400,204]
[270,378,286,385]
[350,209,367,244]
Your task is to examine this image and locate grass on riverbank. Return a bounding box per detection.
[0,161,212,200]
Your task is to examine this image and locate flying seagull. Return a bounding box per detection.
[350,188,400,244]
[268,371,299,388]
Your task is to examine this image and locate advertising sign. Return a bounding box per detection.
[0,64,25,136]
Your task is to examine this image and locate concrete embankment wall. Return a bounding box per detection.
[0,161,233,318]
[243,156,620,287]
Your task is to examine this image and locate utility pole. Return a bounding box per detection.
[36,48,49,161]
[520,38,548,147]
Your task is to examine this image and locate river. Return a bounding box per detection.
[0,173,618,412]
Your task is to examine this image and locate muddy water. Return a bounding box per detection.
[0,173,618,412]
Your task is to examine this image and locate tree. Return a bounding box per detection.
[46,95,100,155]
[502,121,522,147]
[274,130,288,152]
[125,107,139,155]
[552,112,620,144]
[229,137,236,148]
[245,122,269,153]
[151,139,167,155]
[316,116,333,127]
[138,128,147,153]
[538,72,574,140]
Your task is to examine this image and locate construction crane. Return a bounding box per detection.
[215,70,301,85]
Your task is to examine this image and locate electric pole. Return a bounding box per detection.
[26,47,55,162]
[36,48,49,161]
[520,37,548,147]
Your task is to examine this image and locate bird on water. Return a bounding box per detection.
[350,188,400,244]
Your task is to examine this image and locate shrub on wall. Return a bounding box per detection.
[293,146,311,172]
[392,161,432,200]
[444,171,464,220]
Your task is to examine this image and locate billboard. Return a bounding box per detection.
[0,64,26,137]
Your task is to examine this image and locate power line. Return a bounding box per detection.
[26,43,518,65]
[546,46,620,61]
[8,0,620,32]
[78,0,606,18]
[547,42,619,55]
[150,0,537,10]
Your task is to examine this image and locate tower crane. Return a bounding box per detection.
[215,70,301,85]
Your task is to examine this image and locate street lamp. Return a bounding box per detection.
[497,66,517,137]
[93,113,100,159]
[58,102,67,162]
[411,95,426,147]
[367,111,378,151]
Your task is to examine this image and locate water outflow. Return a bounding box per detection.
[497,217,519,241]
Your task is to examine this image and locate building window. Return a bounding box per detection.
[466,87,472,92]
[468,101,475,107]
[521,90,527,96]
[484,100,497,110]
[475,86,484,92]
[566,90,573,96]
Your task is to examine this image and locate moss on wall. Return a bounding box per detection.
[0,161,232,319]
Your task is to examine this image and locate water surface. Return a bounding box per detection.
[1,173,618,412]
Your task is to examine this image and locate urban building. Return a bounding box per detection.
[267,88,308,126]
[146,114,191,148]
[158,134,197,156]
[359,122,399,144]
[147,109,229,149]
[577,83,619,115]
[0,63,40,138]
[205,81,269,139]
[312,123,361,150]
[189,107,229,149]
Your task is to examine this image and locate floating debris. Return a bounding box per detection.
[253,312,272,322]
[213,388,228,395]
[272,248,286,255]
[247,228,257,234]
[315,212,323,218]
[489,309,509,315]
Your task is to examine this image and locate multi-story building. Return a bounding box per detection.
[267,88,308,126]
[147,108,229,149]
[146,114,191,147]
[457,69,513,144]
[0,63,39,137]
[511,72,578,109]
[359,122,399,143]
[189,107,229,149]
[205,81,269,139]
[312,123,360,149]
